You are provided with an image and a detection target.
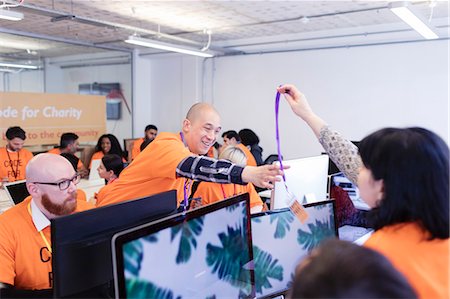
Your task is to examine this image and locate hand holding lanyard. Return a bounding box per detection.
[275,89,309,223]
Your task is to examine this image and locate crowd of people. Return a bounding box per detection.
[0,84,447,298]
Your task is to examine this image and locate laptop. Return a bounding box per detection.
[271,155,329,210]
[88,159,102,181]
[3,180,30,206]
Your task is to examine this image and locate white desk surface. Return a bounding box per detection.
[0,179,105,214]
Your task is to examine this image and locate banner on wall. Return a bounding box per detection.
[0,92,106,146]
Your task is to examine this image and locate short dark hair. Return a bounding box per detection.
[145,124,158,132]
[239,128,259,146]
[6,126,26,140]
[101,154,124,177]
[360,127,449,239]
[95,134,125,158]
[60,153,79,171]
[60,133,79,149]
[222,130,240,142]
[290,239,417,298]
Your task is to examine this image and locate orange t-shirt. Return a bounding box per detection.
[47,148,85,171]
[97,132,192,207]
[0,148,34,182]
[193,181,263,209]
[0,196,93,289]
[131,138,145,161]
[237,143,257,167]
[364,222,449,299]
[94,181,116,207]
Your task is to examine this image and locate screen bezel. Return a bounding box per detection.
[251,199,338,297]
[112,192,253,299]
[3,179,29,205]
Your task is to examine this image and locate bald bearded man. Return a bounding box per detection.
[98,103,284,207]
[0,154,94,290]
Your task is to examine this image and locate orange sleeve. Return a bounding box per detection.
[131,138,143,160]
[194,182,223,206]
[47,148,60,155]
[238,144,257,167]
[77,189,87,202]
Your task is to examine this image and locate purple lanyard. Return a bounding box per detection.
[180,132,189,210]
[275,91,286,182]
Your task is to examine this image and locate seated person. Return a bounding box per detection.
[0,126,34,185]
[222,130,257,166]
[94,154,124,206]
[192,146,264,213]
[290,239,417,298]
[0,154,94,290]
[131,124,158,160]
[278,84,449,298]
[60,153,88,202]
[238,128,264,166]
[47,132,88,178]
[90,134,126,168]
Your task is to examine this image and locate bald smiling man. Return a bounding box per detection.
[97,103,285,207]
[0,154,93,290]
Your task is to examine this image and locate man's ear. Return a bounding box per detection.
[182,119,191,133]
[26,182,40,197]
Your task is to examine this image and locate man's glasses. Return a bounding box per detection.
[31,173,81,191]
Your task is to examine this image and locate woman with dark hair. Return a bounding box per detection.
[277,84,449,299]
[95,154,125,206]
[238,128,263,165]
[90,134,125,168]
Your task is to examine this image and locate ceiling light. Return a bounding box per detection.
[389,1,438,40]
[0,62,38,69]
[0,9,24,21]
[125,35,214,58]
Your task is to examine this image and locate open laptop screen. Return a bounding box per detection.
[251,200,338,298]
[3,180,29,205]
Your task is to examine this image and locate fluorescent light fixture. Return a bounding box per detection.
[125,35,214,58]
[0,62,38,69]
[0,9,24,21]
[389,1,438,40]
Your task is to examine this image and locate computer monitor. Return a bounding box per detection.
[251,200,338,298]
[51,190,178,298]
[112,193,254,299]
[272,155,329,209]
[330,172,370,211]
[3,180,29,205]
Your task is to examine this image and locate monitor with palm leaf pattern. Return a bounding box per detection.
[112,193,254,299]
[251,200,338,298]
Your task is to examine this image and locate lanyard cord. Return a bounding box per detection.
[27,202,52,254]
[5,148,20,180]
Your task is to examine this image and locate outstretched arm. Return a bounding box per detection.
[177,156,284,189]
[277,84,361,185]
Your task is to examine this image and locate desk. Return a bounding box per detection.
[0,179,105,214]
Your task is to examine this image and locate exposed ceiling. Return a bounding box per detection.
[0,0,448,66]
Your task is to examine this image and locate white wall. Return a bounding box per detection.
[140,39,449,160]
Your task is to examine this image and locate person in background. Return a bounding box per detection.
[290,239,417,298]
[0,126,34,185]
[222,130,257,166]
[192,146,264,213]
[59,153,88,202]
[131,124,158,160]
[278,84,449,298]
[94,154,124,206]
[239,128,264,165]
[90,134,125,168]
[48,133,88,178]
[97,103,284,208]
[0,154,93,290]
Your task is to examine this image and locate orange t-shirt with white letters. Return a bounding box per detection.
[0,148,33,182]
[0,196,93,289]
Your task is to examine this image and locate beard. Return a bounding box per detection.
[41,192,77,216]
